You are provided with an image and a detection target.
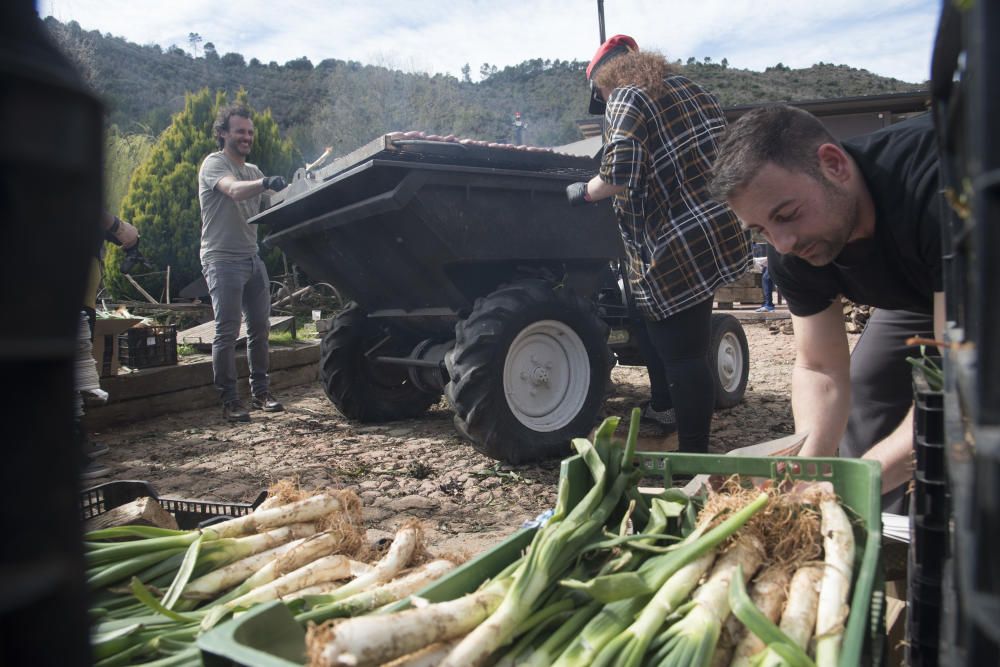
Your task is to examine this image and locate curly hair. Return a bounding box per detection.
[592,50,678,101]
[213,104,252,150]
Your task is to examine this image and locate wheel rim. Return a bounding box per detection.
[717,331,744,394]
[502,320,591,432]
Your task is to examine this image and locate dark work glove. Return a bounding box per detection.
[263,175,287,192]
[566,181,590,206]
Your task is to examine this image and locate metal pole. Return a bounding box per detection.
[598,0,606,43]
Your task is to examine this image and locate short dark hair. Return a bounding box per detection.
[709,104,838,201]
[213,104,252,150]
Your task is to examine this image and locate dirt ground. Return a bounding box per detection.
[93,318,858,558]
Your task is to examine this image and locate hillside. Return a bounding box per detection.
[46,17,926,160]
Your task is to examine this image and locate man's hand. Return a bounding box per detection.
[106,216,139,249]
[566,182,591,206]
[263,175,287,192]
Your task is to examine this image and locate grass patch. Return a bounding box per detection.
[268,322,319,345]
[177,344,200,357]
[268,330,297,345]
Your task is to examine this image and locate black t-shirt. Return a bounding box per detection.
[769,113,942,317]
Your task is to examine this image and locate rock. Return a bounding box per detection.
[385,495,439,512]
[362,506,393,522]
[358,480,379,490]
[438,501,461,514]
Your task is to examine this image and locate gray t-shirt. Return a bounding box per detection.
[198,152,267,264]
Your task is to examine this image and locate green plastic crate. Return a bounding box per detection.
[200,451,884,667]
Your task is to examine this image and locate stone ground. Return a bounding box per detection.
[92,317,858,558]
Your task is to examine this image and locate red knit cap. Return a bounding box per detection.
[586,34,638,80]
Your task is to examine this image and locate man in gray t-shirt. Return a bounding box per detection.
[197,103,288,422]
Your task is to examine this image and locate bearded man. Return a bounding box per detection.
[198,104,287,422]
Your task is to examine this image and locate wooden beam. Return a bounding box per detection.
[125,274,159,304]
[83,360,320,431]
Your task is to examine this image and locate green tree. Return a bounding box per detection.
[104,88,300,300]
[104,126,154,214]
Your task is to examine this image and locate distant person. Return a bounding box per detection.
[757,260,776,313]
[710,105,942,510]
[566,35,751,453]
[198,104,288,422]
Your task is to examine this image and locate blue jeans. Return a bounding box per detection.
[203,256,271,403]
[762,267,775,308]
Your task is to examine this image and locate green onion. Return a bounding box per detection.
[728,564,816,667]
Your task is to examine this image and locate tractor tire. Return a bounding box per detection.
[710,313,750,409]
[320,303,439,422]
[445,280,613,464]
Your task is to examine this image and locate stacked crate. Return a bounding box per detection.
[932,1,1000,664]
[906,369,946,666]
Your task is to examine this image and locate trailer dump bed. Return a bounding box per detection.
[252,135,622,326]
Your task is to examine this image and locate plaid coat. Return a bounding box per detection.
[599,74,750,319]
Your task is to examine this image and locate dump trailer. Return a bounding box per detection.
[252,134,749,463]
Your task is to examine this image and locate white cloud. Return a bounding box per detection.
[38,0,939,82]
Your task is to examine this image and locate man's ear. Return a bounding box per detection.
[816,143,851,185]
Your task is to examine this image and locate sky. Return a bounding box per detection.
[38,0,941,84]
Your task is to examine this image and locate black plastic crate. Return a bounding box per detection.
[911,513,947,576]
[907,547,944,667]
[915,435,946,483]
[913,368,944,446]
[118,325,178,369]
[913,471,949,522]
[908,587,942,643]
[81,480,267,530]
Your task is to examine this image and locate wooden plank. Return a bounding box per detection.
[84,361,320,431]
[97,343,319,402]
[179,316,295,350]
[715,286,764,303]
[729,272,763,288]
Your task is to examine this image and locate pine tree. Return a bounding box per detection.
[104,88,300,300]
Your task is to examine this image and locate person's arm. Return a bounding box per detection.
[215,175,269,202]
[568,87,646,206]
[100,210,139,249]
[566,174,627,206]
[585,175,626,201]
[791,299,853,458]
[861,405,916,493]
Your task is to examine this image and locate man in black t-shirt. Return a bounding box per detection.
[709,105,944,510]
